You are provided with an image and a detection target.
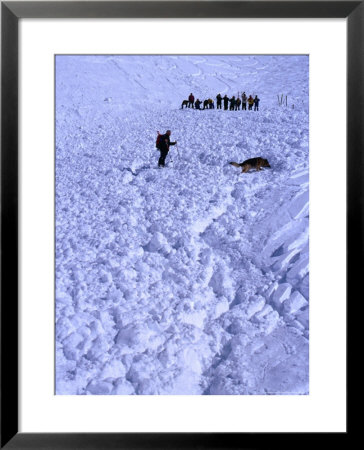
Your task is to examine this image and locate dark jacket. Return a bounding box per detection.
[159,134,176,152]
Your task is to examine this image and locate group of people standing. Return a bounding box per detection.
[183,92,260,111]
[218,92,260,111]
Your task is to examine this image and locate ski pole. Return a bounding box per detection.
[176,143,181,160]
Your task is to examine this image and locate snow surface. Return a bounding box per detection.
[56,55,309,395]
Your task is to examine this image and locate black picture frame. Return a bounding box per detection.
[1,1,357,448]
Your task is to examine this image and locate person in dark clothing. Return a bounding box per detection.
[157,130,177,167]
[229,96,236,111]
[223,95,229,110]
[188,93,195,108]
[235,98,241,110]
[203,99,209,110]
[242,92,247,110]
[216,94,222,109]
[254,95,260,111]
[208,98,214,109]
[195,99,202,110]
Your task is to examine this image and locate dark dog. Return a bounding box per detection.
[230,157,271,173]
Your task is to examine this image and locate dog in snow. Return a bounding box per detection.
[229,157,271,173]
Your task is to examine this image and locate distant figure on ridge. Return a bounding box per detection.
[188,93,195,108]
[223,95,229,110]
[229,96,236,111]
[195,99,202,110]
[248,95,254,110]
[216,93,222,109]
[208,98,214,109]
[242,92,247,110]
[235,98,241,110]
[254,95,260,111]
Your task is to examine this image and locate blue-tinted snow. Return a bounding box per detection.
[56,55,309,395]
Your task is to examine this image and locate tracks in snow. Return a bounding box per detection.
[56,103,309,395]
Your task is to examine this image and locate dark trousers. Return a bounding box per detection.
[254,104,259,110]
[217,102,222,109]
[158,148,169,167]
[188,101,194,108]
[224,103,228,110]
[248,104,253,110]
[242,103,247,110]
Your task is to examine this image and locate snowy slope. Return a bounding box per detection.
[56,55,309,395]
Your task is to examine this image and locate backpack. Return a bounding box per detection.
[156,131,163,149]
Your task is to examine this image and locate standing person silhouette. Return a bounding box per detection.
[223,95,229,110]
[242,92,247,110]
[157,130,177,168]
[248,95,254,110]
[216,93,222,109]
[229,96,236,111]
[188,93,195,108]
